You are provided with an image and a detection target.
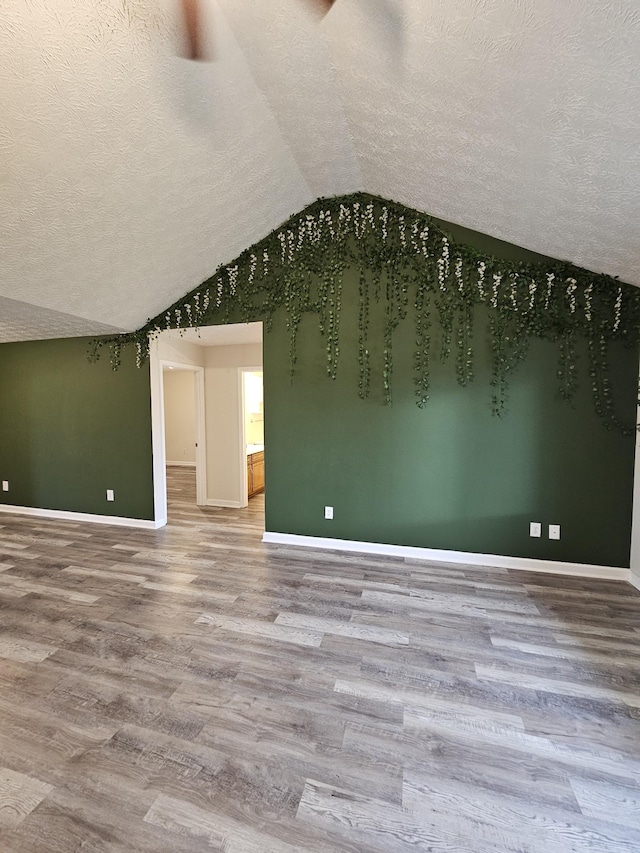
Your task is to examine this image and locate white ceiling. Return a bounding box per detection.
[2,0,639,343]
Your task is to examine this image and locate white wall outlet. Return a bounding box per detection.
[324,506,333,520]
[1,481,8,492]
[529,521,541,538]
[549,524,561,540]
[106,489,115,502]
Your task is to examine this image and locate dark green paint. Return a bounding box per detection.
[0,337,154,520]
[1,219,636,566]
[264,240,638,568]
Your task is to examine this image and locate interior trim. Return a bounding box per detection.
[262,531,630,582]
[0,504,164,530]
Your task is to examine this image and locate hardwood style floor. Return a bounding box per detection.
[0,466,639,851]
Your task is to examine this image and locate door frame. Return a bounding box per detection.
[241,366,264,506]
[150,349,207,526]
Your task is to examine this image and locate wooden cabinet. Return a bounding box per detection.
[247,450,264,498]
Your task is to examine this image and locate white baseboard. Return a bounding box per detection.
[0,504,164,530]
[630,572,640,593]
[166,461,196,468]
[262,532,630,582]
[206,498,244,509]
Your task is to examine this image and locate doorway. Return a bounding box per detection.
[158,362,206,521]
[162,363,206,506]
[243,369,264,500]
[149,323,264,527]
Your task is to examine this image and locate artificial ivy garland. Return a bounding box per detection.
[90,192,640,433]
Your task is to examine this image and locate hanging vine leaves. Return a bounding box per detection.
[357,267,371,400]
[89,192,640,434]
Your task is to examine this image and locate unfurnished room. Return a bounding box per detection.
[1,2,640,851]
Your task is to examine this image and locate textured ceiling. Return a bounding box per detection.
[1,0,639,342]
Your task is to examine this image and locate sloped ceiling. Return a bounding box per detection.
[1,0,639,342]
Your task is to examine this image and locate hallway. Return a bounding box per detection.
[165,464,264,529]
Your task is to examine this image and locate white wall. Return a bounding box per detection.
[163,370,196,465]
[204,343,263,507]
[244,371,264,446]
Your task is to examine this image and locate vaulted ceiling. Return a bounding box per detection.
[2,0,639,342]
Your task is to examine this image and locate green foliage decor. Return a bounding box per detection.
[90,192,640,432]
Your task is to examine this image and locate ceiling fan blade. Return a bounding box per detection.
[178,0,336,62]
[180,0,202,60]
[302,0,337,18]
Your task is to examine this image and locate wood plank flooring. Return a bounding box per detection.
[0,465,639,851]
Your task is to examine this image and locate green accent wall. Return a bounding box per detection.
[264,223,638,569]
[0,337,154,520]
[0,214,636,567]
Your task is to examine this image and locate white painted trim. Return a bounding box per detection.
[630,572,640,593]
[629,353,640,581]
[166,461,197,468]
[149,338,167,527]
[238,369,249,508]
[206,498,243,508]
[240,366,264,508]
[0,504,164,529]
[194,368,207,506]
[158,357,207,508]
[262,532,630,582]
[151,343,208,521]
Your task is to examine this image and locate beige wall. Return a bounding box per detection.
[204,367,243,504]
[153,332,264,508]
[156,335,205,368]
[204,343,262,369]
[163,369,197,465]
[204,344,263,506]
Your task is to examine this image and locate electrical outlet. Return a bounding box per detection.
[549,524,561,540]
[1,481,8,492]
[529,521,541,538]
[106,489,115,502]
[324,506,333,520]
